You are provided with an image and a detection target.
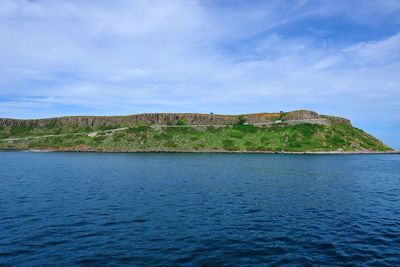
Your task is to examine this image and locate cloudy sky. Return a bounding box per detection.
[0,0,399,148]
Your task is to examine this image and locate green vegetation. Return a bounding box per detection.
[278,112,287,120]
[237,115,246,125]
[127,125,150,133]
[176,119,187,125]
[95,124,121,131]
[0,118,392,152]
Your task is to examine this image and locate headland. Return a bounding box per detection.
[0,110,396,153]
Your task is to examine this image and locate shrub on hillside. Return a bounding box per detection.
[236,115,246,125]
[222,139,238,151]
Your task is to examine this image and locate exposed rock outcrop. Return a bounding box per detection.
[0,110,353,128]
[0,113,274,127]
[325,116,352,126]
[281,110,320,121]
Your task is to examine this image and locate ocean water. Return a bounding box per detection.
[0,152,399,266]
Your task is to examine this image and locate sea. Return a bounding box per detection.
[0,152,399,266]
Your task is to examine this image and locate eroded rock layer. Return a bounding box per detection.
[0,110,351,127]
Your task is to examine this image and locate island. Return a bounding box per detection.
[0,110,396,153]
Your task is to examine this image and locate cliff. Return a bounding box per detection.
[0,110,339,127]
[0,110,393,153]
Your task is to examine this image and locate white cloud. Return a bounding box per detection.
[343,33,400,65]
[308,0,400,24]
[0,0,400,148]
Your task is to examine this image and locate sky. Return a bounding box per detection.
[0,0,400,148]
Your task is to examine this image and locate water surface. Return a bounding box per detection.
[1,152,399,265]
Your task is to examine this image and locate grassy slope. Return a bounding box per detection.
[0,118,392,152]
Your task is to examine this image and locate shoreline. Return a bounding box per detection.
[1,148,399,155]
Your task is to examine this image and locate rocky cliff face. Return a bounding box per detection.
[280,111,351,126]
[281,110,320,121]
[0,111,351,127]
[0,113,239,127]
[0,113,253,127]
[325,116,351,125]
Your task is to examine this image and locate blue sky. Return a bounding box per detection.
[1,0,400,148]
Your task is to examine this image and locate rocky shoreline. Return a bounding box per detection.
[2,148,399,155]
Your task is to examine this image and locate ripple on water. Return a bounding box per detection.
[0,153,400,265]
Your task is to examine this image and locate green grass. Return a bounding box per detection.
[127,125,151,133]
[232,124,258,133]
[95,124,121,131]
[0,120,392,152]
